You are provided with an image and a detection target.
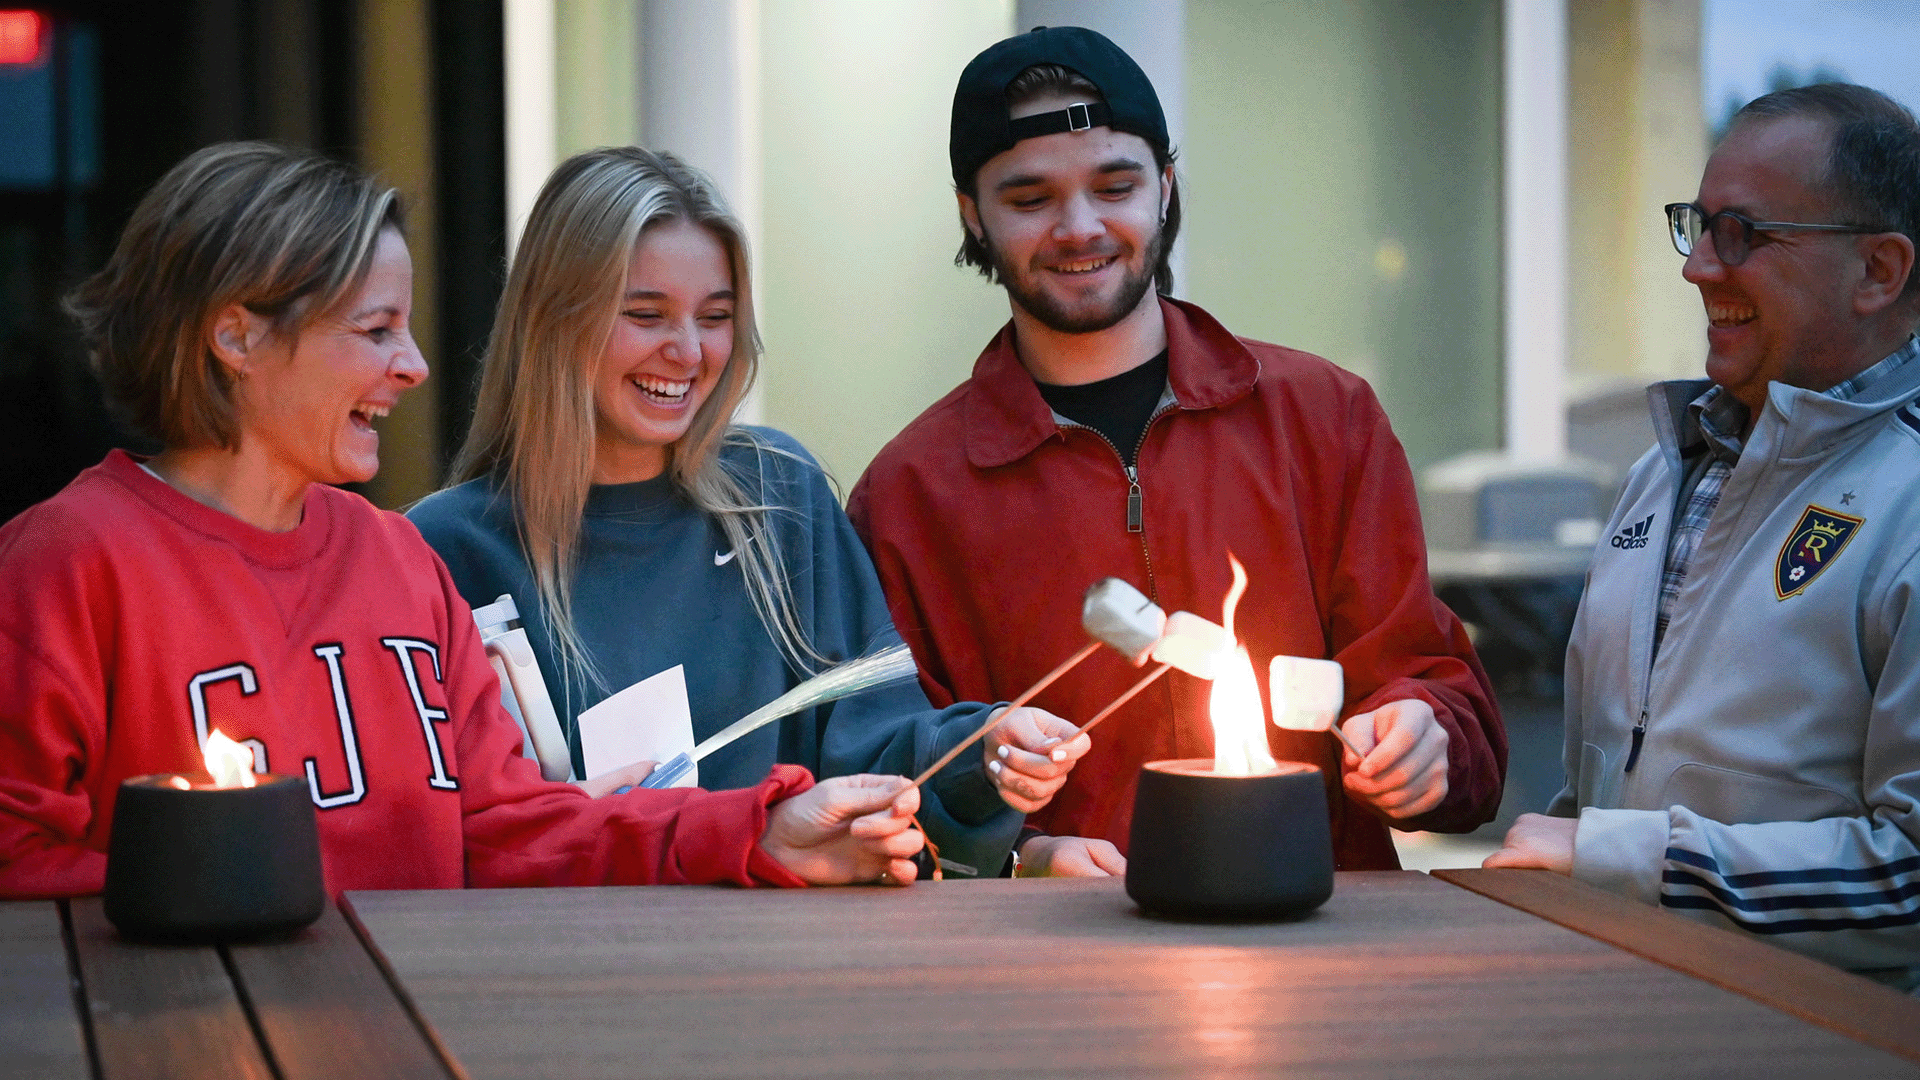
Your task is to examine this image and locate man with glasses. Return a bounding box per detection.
[1489,83,1920,987]
[848,26,1507,877]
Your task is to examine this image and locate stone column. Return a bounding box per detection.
[1504,0,1571,460]
[640,0,764,420]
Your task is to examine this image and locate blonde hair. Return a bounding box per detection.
[448,147,823,694]
[65,141,400,449]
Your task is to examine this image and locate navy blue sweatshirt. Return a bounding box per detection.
[407,427,1019,875]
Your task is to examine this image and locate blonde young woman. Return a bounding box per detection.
[407,148,1088,877]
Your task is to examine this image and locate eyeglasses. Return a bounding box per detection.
[1665,202,1883,266]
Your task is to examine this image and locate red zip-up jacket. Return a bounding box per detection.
[849,299,1505,869]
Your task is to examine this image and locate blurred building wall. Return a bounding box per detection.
[1182,0,1504,472]
[1565,0,1707,476]
[1569,0,1707,396]
[753,0,1015,486]
[557,0,639,155]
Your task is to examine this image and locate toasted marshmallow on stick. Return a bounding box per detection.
[1064,610,1235,742]
[914,587,1234,790]
[911,578,1158,792]
[1270,656,1343,730]
[1268,655,1364,757]
[1149,611,1233,680]
[1082,578,1167,666]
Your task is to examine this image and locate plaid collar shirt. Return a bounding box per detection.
[1654,337,1920,654]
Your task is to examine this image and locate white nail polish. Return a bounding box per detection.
[988,760,1002,775]
[1050,748,1067,762]
[997,745,1010,759]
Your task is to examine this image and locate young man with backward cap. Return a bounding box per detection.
[847,26,1507,876]
[1488,83,1920,988]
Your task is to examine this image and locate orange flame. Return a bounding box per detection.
[1209,555,1277,776]
[203,728,258,789]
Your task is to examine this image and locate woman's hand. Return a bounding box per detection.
[1016,835,1127,877]
[574,760,656,798]
[760,775,925,886]
[982,707,1091,813]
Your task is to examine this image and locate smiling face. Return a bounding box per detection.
[1685,114,1876,413]
[234,228,425,486]
[960,91,1171,335]
[590,218,735,484]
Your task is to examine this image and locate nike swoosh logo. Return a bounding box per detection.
[714,549,738,567]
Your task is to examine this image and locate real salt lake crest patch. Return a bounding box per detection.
[1775,504,1865,599]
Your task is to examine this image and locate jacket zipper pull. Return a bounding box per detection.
[1125,466,1143,533]
[1623,710,1648,774]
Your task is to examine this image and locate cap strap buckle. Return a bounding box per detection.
[1005,101,1114,145]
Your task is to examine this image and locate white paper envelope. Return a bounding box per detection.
[1269,656,1344,731]
[577,665,698,787]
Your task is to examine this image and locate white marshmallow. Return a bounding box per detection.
[1081,578,1167,665]
[1269,656,1344,731]
[1149,611,1232,679]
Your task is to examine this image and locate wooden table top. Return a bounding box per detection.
[346,871,1920,1080]
[12,871,1919,1080]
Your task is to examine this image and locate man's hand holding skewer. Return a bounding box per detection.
[1336,698,1451,820]
[983,706,1089,813]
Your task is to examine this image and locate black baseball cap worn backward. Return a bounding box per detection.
[949,25,1169,191]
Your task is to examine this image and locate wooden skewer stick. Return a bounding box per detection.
[1061,661,1172,741]
[1327,723,1368,760]
[907,641,1102,789]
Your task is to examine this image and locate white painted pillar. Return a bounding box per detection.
[641,0,764,423]
[1014,0,1186,294]
[1502,0,1569,459]
[503,0,557,260]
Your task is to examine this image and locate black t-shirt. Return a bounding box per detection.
[1035,350,1169,467]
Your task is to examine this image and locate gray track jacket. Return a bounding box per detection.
[1554,359,1920,984]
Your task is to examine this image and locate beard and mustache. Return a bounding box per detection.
[980,219,1167,334]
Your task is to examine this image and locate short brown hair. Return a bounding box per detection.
[1730,83,1920,298]
[65,142,403,449]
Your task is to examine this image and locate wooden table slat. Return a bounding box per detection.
[67,897,273,1080]
[1433,867,1920,1065]
[226,901,460,1080]
[0,902,91,1080]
